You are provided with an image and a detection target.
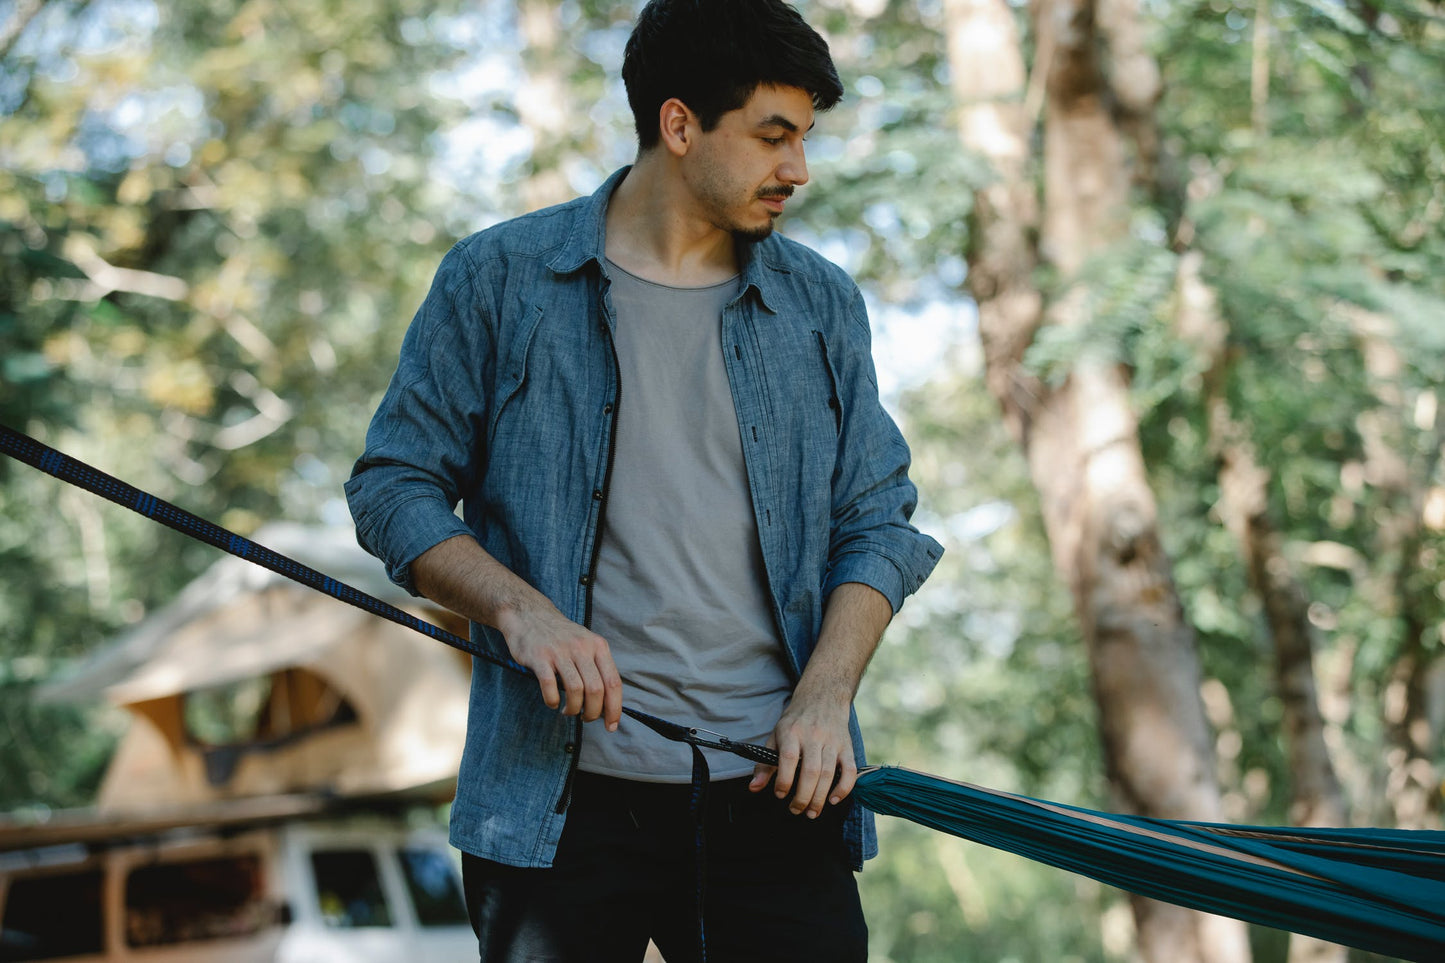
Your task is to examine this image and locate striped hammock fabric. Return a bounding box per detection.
[855,766,1445,961]
[4,422,1444,961]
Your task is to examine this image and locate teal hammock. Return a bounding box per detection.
[4,422,1443,962]
[854,767,1445,961]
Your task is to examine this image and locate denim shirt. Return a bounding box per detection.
[345,167,942,870]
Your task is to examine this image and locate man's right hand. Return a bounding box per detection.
[496,605,623,730]
[411,535,623,731]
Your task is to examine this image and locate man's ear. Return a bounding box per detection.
[658,97,694,157]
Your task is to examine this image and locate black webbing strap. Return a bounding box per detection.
[688,743,712,962]
[622,706,781,768]
[0,423,780,774]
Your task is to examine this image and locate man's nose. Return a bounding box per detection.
[780,144,809,187]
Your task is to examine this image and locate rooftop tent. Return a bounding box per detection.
[39,524,473,811]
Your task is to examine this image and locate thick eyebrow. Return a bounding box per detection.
[756,114,816,134]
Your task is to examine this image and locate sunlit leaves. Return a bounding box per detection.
[0,0,473,808]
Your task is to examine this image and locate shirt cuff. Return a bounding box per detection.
[824,551,909,614]
[364,493,475,596]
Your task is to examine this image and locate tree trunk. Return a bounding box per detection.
[1386,548,1438,830]
[1347,307,1444,830]
[516,0,575,210]
[943,0,1251,959]
[1177,252,1348,963]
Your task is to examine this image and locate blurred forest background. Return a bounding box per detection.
[2,0,1443,960]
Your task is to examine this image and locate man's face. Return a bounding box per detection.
[683,85,814,243]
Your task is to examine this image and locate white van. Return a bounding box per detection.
[0,813,474,962]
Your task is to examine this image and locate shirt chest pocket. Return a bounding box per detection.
[811,330,844,436]
[746,326,845,493]
[487,304,545,450]
[486,304,611,466]
[760,327,843,437]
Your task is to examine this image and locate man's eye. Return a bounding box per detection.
[762,137,784,146]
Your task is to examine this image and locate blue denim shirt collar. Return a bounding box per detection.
[548,165,780,314]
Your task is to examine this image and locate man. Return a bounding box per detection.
[346,1,941,959]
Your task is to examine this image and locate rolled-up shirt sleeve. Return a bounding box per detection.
[345,244,491,595]
[823,289,943,612]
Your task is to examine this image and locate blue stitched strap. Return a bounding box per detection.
[0,422,776,772]
[0,423,525,677]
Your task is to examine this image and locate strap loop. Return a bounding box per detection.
[619,706,780,768]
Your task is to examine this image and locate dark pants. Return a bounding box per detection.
[462,771,868,962]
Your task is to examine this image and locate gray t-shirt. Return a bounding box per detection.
[580,260,792,781]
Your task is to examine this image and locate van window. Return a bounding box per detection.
[310,850,391,927]
[398,848,468,926]
[0,870,104,961]
[124,854,271,947]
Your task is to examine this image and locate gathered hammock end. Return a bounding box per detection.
[4,421,1444,962]
[854,766,1445,962]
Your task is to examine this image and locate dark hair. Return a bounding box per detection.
[622,0,844,150]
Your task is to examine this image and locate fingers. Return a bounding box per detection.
[772,730,803,805]
[749,733,778,792]
[573,645,624,731]
[547,635,620,727]
[773,732,836,818]
[505,611,621,727]
[770,714,855,818]
[599,656,624,732]
[830,756,859,806]
[787,742,833,819]
[553,660,586,717]
[534,664,563,711]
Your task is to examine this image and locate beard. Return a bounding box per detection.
[729,187,794,243]
[690,154,793,244]
[732,219,777,244]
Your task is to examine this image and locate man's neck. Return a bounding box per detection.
[604,155,740,287]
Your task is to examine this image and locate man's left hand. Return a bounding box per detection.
[748,582,890,818]
[748,687,857,819]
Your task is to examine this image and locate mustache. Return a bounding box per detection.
[756,186,795,200]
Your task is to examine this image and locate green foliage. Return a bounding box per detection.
[1023,235,1187,409]
[0,0,473,809]
[788,0,986,302]
[1144,0,1445,839]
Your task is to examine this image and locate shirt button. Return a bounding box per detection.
[563,742,577,754]
[592,489,604,501]
[579,574,591,586]
[603,403,614,415]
